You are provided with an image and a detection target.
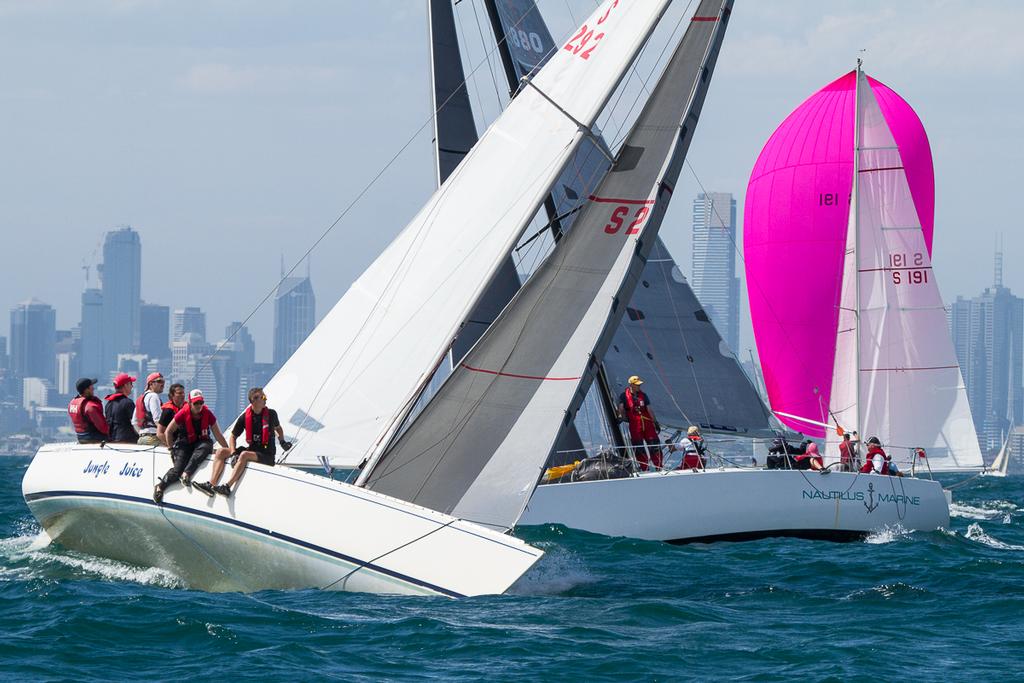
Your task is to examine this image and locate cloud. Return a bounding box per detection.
[723,1,1024,80]
[178,63,344,95]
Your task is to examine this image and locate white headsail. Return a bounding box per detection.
[361,0,734,530]
[266,0,673,468]
[827,67,983,472]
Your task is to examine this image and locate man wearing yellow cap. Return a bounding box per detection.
[617,375,662,471]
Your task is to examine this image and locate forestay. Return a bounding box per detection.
[826,68,982,471]
[266,0,673,469]
[362,0,734,530]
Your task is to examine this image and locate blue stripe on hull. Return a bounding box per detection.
[25,490,464,598]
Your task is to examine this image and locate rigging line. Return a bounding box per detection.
[455,1,493,135]
[469,0,505,113]
[319,519,457,592]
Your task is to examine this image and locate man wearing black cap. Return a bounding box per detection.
[68,378,110,444]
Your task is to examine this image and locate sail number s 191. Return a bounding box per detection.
[890,252,929,285]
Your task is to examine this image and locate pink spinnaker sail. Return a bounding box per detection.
[744,71,934,436]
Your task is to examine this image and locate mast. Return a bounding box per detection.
[852,58,863,441]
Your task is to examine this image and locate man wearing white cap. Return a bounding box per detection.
[135,372,165,446]
[154,389,229,504]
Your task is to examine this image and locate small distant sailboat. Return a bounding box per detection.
[985,429,1012,477]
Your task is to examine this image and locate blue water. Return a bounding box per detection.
[2,456,1022,681]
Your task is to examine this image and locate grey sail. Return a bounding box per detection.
[431,0,522,364]
[363,0,733,530]
[602,243,776,436]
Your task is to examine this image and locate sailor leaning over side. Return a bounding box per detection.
[194,387,292,498]
[154,389,229,504]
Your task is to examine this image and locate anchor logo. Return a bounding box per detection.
[863,482,879,514]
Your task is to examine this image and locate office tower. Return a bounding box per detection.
[173,307,206,343]
[273,275,315,368]
[9,299,56,384]
[171,333,210,383]
[55,352,76,396]
[0,335,7,370]
[949,249,1024,454]
[692,192,740,353]
[99,227,142,372]
[211,347,243,419]
[21,377,53,409]
[140,303,171,361]
[225,322,255,370]
[79,288,104,378]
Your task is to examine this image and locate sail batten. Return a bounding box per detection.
[362,0,734,530]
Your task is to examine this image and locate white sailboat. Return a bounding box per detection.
[985,429,1012,477]
[525,59,959,542]
[22,0,674,596]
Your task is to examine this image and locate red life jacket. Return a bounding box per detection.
[861,445,890,474]
[68,395,105,438]
[134,390,158,430]
[175,405,215,443]
[161,400,180,413]
[623,389,657,439]
[244,406,272,447]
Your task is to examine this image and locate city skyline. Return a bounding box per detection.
[0,3,1020,362]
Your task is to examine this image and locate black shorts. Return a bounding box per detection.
[235,445,275,466]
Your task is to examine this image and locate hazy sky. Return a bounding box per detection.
[1,0,1021,362]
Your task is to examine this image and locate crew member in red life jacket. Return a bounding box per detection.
[195,387,292,498]
[104,373,139,443]
[135,372,165,445]
[671,425,707,470]
[617,375,662,471]
[859,436,890,474]
[68,377,110,444]
[156,383,186,447]
[154,389,229,504]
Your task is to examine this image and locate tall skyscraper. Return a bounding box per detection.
[173,307,206,343]
[949,250,1024,454]
[99,227,142,372]
[9,299,56,384]
[140,303,171,360]
[691,192,740,353]
[225,322,255,370]
[0,335,7,370]
[79,288,104,379]
[273,276,315,368]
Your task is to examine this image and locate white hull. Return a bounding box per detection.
[520,468,949,543]
[23,444,542,597]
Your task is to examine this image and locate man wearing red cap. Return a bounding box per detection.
[135,372,166,445]
[155,389,229,503]
[104,372,139,443]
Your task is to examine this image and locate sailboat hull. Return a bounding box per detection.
[23,444,542,597]
[520,468,949,543]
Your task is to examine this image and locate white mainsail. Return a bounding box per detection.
[826,66,983,472]
[267,0,673,468]
[361,0,733,530]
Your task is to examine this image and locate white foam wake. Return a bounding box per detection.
[864,524,911,544]
[951,503,1005,520]
[965,523,1024,551]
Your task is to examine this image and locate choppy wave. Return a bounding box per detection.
[864,524,911,544]
[965,522,1024,551]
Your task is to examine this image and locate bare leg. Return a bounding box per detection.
[225,451,258,488]
[208,449,231,486]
